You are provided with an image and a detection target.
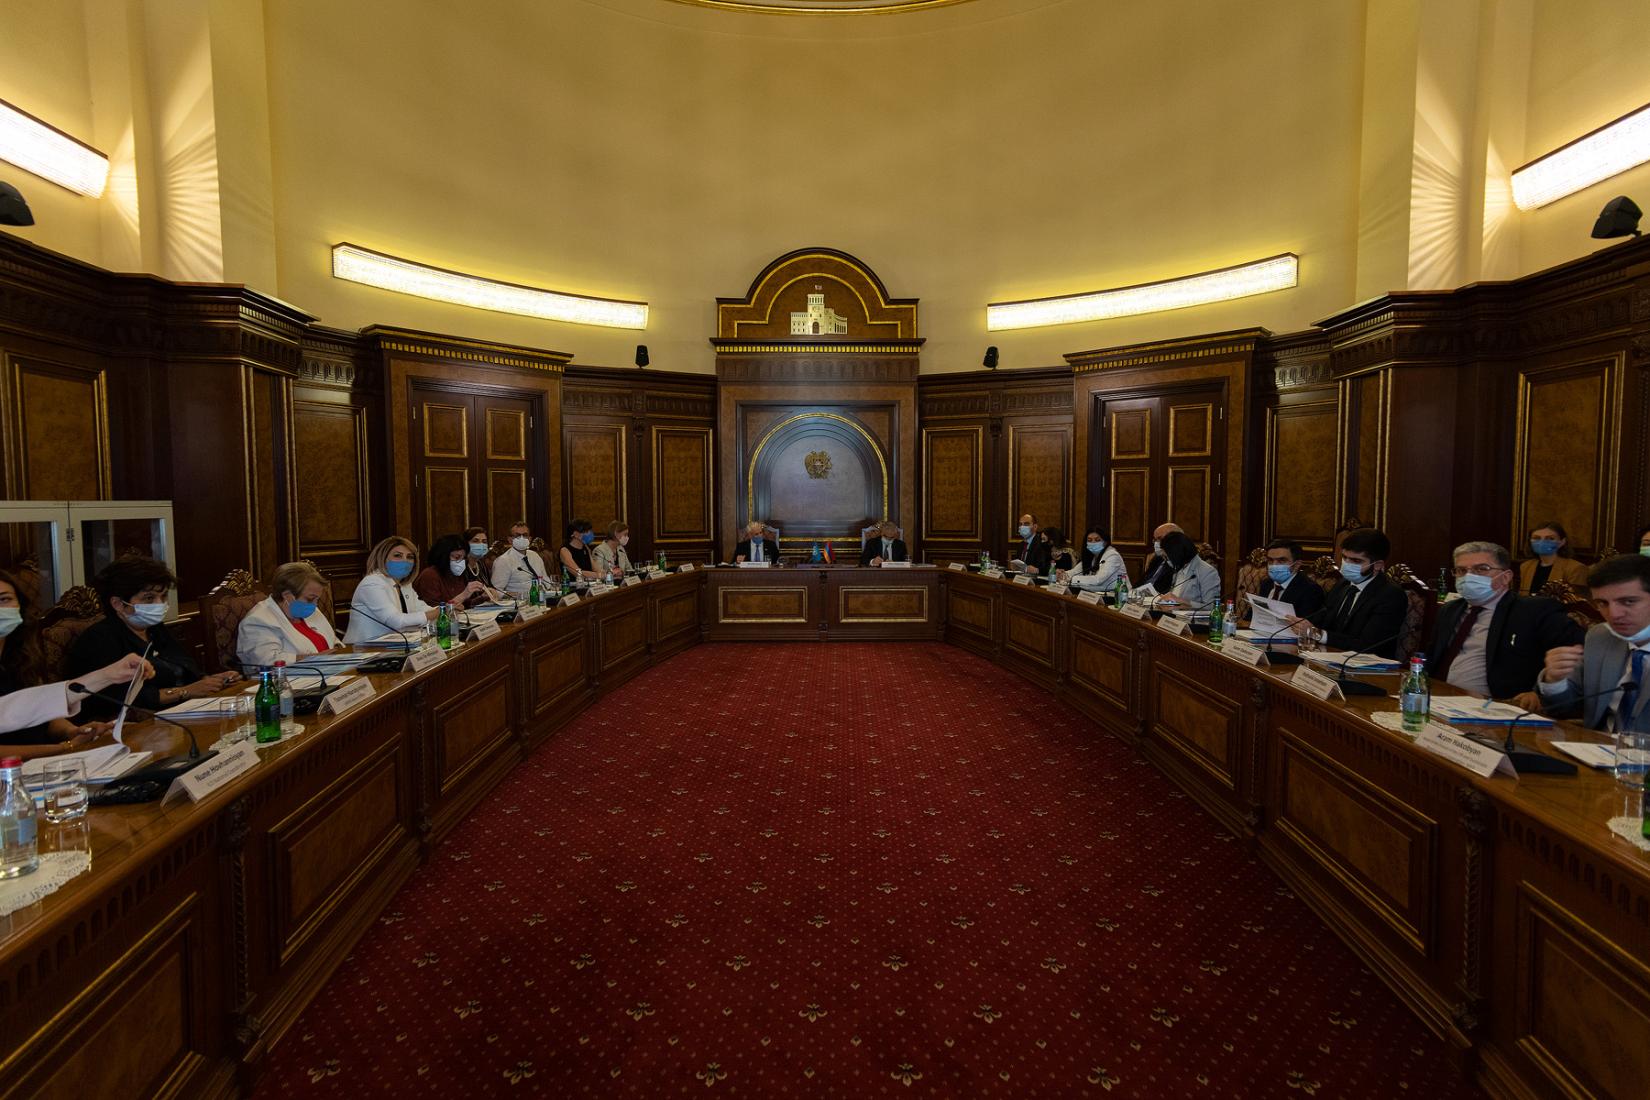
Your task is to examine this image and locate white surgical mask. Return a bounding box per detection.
[619,535,629,547]
[1153,541,1162,555]
[1086,542,1104,554]
[127,601,167,627]
[449,559,467,576]
[512,536,530,552]
[0,608,21,637]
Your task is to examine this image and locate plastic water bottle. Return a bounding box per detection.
[0,758,39,879]
[435,603,453,649]
[274,660,295,719]
[1207,601,1225,648]
[1400,656,1430,734]
[658,551,667,571]
[1223,601,1237,640]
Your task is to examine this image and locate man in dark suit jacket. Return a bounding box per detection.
[1425,541,1584,699]
[1293,527,1409,657]
[734,521,780,564]
[859,521,909,566]
[1257,539,1326,620]
[1009,512,1052,575]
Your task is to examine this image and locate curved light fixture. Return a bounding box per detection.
[987,253,1299,331]
[332,244,648,330]
[665,0,975,11]
[0,97,108,198]
[1512,101,1650,211]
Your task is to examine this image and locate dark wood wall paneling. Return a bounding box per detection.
[916,366,1074,565]
[560,365,718,565]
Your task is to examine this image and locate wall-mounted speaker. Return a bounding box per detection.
[983,346,999,370]
[635,344,649,369]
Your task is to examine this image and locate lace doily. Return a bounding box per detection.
[1606,817,1650,854]
[0,850,91,917]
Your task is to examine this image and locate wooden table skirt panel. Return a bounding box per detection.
[0,568,1644,1100]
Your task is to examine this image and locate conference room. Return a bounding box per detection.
[0,1,1646,1096]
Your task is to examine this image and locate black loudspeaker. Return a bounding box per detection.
[983,346,999,369]
[635,344,649,369]
[0,182,34,227]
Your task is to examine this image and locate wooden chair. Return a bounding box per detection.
[1385,563,1433,663]
[860,523,904,549]
[1538,579,1603,629]
[196,568,266,673]
[38,586,104,682]
[1232,546,1267,620]
[1308,554,1341,593]
[1195,542,1222,573]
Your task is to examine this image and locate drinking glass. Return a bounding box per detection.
[37,759,89,822]
[1613,729,1649,791]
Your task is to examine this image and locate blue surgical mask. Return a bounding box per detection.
[1339,560,1367,583]
[386,559,414,580]
[1608,619,1650,645]
[449,559,467,576]
[1267,563,1294,585]
[582,531,596,545]
[127,601,167,627]
[469,542,489,557]
[0,608,20,637]
[288,598,318,620]
[1086,541,1104,555]
[1530,538,1559,557]
[1455,572,1498,605]
[1018,525,1032,539]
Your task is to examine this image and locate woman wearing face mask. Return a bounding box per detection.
[236,561,341,669]
[0,568,122,756]
[1040,528,1075,575]
[1147,531,1222,612]
[592,521,634,580]
[413,533,498,609]
[1518,520,1589,597]
[1638,524,1650,556]
[559,519,600,582]
[343,536,462,645]
[1060,528,1129,589]
[69,556,239,719]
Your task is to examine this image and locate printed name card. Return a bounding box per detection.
[403,645,448,673]
[1013,574,1035,586]
[164,739,260,804]
[319,677,377,716]
[1076,590,1104,605]
[557,594,580,608]
[980,567,1004,580]
[679,562,694,573]
[518,604,548,620]
[881,560,912,568]
[1046,583,1070,596]
[1157,615,1191,636]
[738,561,771,568]
[623,575,642,587]
[947,562,967,572]
[468,618,501,642]
[1290,664,1346,702]
[1220,638,1269,667]
[1121,602,1151,620]
[1416,725,1515,777]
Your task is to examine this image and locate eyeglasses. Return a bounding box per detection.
[1451,565,1508,577]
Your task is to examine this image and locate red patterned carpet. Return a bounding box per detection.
[256,643,1479,1098]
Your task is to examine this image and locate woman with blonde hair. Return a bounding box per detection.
[237,561,341,669]
[592,521,634,580]
[344,536,482,644]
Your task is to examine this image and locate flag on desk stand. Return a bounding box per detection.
[810,541,821,563]
[823,541,833,563]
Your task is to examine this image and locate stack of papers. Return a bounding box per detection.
[1552,741,1649,769]
[1245,594,1298,639]
[158,697,244,719]
[1428,698,1555,726]
[1235,628,1297,646]
[1301,650,1403,673]
[22,744,152,782]
[355,633,420,649]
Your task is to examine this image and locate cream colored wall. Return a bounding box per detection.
[5,0,1649,371]
[1518,0,1650,275]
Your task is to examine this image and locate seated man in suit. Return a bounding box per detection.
[1138,522,1182,592]
[1426,541,1583,699]
[1529,553,1650,733]
[1289,527,1409,657]
[860,521,908,566]
[734,521,779,564]
[1010,513,1052,576]
[1256,538,1326,620]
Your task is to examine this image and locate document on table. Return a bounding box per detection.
[1428,697,1555,726]
[158,697,244,718]
[1245,594,1298,639]
[1235,628,1297,647]
[1301,650,1403,673]
[23,744,152,782]
[1549,741,1646,770]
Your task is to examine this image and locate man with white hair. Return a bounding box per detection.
[734,521,779,564]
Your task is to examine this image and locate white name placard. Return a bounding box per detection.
[164,739,260,804]
[1157,615,1191,636]
[738,561,771,568]
[558,594,580,608]
[1046,583,1070,596]
[881,560,912,568]
[679,562,695,573]
[947,562,967,572]
[1416,725,1515,777]
[981,568,1004,580]
[623,575,642,587]
[468,617,501,642]
[1013,574,1034,586]
[403,645,448,673]
[1220,638,1269,667]
[518,604,548,620]
[1291,664,1346,701]
[319,676,378,716]
[1076,590,1104,605]
[1121,603,1151,620]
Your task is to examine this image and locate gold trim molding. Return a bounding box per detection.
[666,0,977,13]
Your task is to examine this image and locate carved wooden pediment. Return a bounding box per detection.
[715,248,920,345]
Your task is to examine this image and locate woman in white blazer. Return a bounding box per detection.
[1061,527,1129,590]
[344,536,468,645]
[0,654,151,740]
[236,561,341,670]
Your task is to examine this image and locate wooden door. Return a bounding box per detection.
[410,382,542,550]
[1093,385,1226,577]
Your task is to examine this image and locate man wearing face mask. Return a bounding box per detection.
[1424,542,1582,699]
[1257,539,1325,619]
[1530,554,1650,732]
[491,520,551,600]
[1137,522,1182,593]
[859,520,908,567]
[1009,513,1051,576]
[69,555,239,719]
[1289,527,1408,657]
[734,521,779,565]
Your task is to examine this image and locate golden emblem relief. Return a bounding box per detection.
[804,449,832,479]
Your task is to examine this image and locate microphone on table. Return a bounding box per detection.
[1456,685,1624,776]
[69,683,219,800]
[1331,631,1408,697]
[255,662,334,714]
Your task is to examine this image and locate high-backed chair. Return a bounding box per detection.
[860,524,904,548]
[1232,546,1267,619]
[1309,554,1341,593]
[1385,563,1432,663]
[1538,579,1603,629]
[1195,542,1222,574]
[38,586,104,682]
[197,567,266,672]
